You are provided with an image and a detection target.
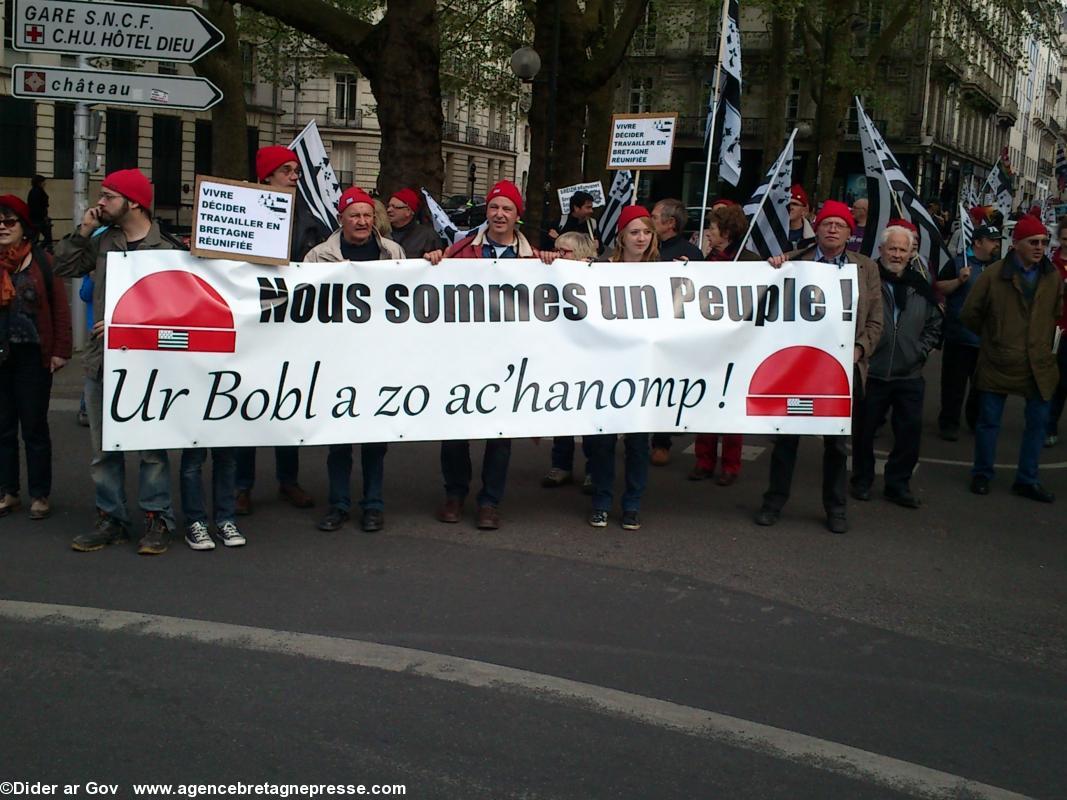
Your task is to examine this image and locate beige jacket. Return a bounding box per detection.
[305,229,406,262]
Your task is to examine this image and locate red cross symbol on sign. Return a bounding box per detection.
[24,24,45,44]
[22,71,46,93]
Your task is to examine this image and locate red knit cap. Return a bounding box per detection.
[256,146,298,182]
[712,197,739,208]
[390,188,421,212]
[0,194,34,233]
[486,180,523,215]
[886,217,917,233]
[790,184,809,207]
[338,187,375,213]
[814,200,855,232]
[617,205,652,234]
[102,168,153,209]
[1012,214,1049,242]
[967,206,990,224]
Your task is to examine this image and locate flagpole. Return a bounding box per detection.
[737,128,797,254]
[632,170,641,205]
[698,0,732,247]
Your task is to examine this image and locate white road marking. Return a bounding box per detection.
[0,600,1035,800]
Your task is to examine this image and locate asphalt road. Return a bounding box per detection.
[1,350,1065,799]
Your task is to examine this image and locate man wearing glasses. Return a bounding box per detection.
[54,168,181,555]
[233,146,329,517]
[384,188,444,259]
[962,215,1064,502]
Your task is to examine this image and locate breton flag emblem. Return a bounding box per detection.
[157,330,189,349]
[786,398,814,415]
[109,271,236,353]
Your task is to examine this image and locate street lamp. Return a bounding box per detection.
[510,47,541,83]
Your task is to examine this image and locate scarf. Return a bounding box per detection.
[878,260,938,314]
[0,240,31,308]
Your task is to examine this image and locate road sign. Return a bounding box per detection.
[14,0,224,62]
[12,64,223,111]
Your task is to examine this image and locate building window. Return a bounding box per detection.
[523,125,530,152]
[54,103,75,180]
[152,116,182,208]
[629,78,653,113]
[786,78,801,124]
[241,42,256,85]
[246,127,259,182]
[3,2,15,49]
[633,4,656,55]
[105,109,139,173]
[194,119,212,175]
[158,62,178,76]
[334,73,359,121]
[0,97,36,178]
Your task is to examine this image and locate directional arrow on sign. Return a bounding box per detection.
[12,65,223,111]
[14,0,224,62]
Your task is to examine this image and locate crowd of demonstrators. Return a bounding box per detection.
[962,215,1063,503]
[0,195,71,522]
[11,154,1065,549]
[851,226,942,508]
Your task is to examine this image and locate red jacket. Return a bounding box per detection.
[445,229,539,259]
[21,251,73,367]
[1053,248,1067,332]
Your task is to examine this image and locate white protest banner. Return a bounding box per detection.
[101,253,858,450]
[606,113,678,170]
[190,175,295,265]
[557,181,606,215]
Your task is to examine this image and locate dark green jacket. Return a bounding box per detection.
[961,252,1063,400]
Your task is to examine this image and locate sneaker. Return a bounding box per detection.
[588,510,609,528]
[541,467,573,488]
[185,521,216,551]
[581,475,594,495]
[621,510,641,530]
[217,521,247,547]
[71,514,129,552]
[1045,434,1059,448]
[137,512,170,555]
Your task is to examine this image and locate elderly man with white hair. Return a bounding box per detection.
[850,225,943,508]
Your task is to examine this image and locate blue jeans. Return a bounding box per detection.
[85,375,174,530]
[440,439,511,507]
[973,391,1050,485]
[180,447,237,525]
[326,443,387,512]
[587,433,649,512]
[234,446,300,491]
[550,436,592,472]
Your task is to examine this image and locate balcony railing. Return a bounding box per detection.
[676,115,710,139]
[465,125,481,145]
[443,121,461,142]
[486,130,512,151]
[326,107,363,129]
[997,95,1019,124]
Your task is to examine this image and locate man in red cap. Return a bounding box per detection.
[384,188,444,258]
[962,214,1063,502]
[54,168,180,556]
[788,184,815,247]
[432,180,555,530]
[306,187,405,533]
[233,146,330,517]
[755,199,883,534]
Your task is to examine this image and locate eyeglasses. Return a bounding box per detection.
[98,190,124,202]
[0,218,20,228]
[820,222,849,231]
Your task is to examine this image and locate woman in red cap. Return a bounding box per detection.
[0,195,71,521]
[586,206,657,531]
[690,203,748,485]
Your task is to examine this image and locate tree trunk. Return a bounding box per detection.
[364,0,444,195]
[761,11,791,171]
[191,1,248,180]
[586,81,615,187]
[813,84,851,203]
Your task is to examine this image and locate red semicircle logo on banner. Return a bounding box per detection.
[746,345,851,417]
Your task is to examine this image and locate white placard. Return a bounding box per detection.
[101,253,859,450]
[191,176,295,265]
[557,182,606,215]
[606,113,679,171]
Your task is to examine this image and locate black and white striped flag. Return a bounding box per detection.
[957,201,973,257]
[289,120,342,233]
[741,128,797,258]
[982,162,1013,219]
[598,170,634,250]
[420,189,486,246]
[856,98,950,280]
[706,0,741,186]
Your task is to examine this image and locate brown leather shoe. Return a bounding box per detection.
[476,505,500,530]
[436,496,463,523]
[234,490,252,516]
[29,497,50,520]
[0,493,20,517]
[278,483,313,508]
[650,447,670,466]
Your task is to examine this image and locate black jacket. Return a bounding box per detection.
[868,265,943,381]
[292,194,329,261]
[659,234,703,262]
